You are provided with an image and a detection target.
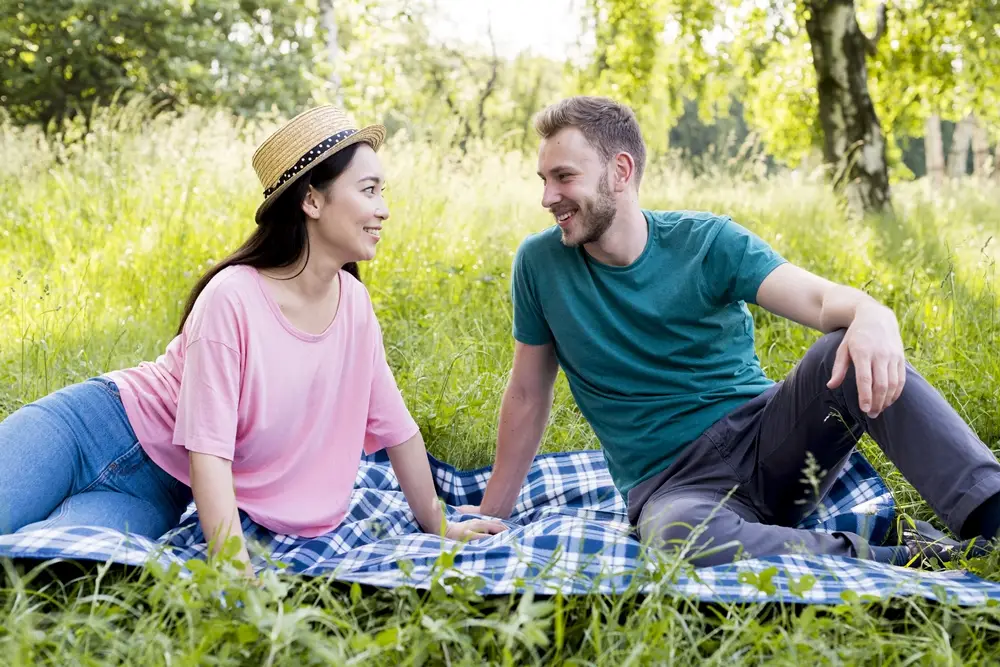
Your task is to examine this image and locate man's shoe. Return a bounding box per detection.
[901,519,992,567]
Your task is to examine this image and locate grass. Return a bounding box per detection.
[2,104,1000,663]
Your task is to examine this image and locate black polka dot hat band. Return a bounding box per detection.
[251,106,386,223]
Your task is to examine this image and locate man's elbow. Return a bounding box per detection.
[505,378,553,412]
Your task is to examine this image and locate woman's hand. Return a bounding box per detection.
[444,518,507,541]
[386,432,508,541]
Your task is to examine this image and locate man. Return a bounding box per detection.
[463,96,1000,567]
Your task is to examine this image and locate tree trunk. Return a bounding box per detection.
[947,113,974,178]
[971,117,990,177]
[804,0,891,217]
[320,0,342,105]
[924,113,945,187]
[521,69,545,153]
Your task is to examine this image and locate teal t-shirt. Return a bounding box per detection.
[511,210,787,497]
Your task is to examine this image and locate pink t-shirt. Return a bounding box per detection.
[105,265,419,537]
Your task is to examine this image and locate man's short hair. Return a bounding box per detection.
[534,96,647,187]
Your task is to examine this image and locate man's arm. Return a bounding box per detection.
[475,341,559,519]
[755,262,906,419]
[754,263,885,332]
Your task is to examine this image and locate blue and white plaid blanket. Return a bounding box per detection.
[2,448,999,605]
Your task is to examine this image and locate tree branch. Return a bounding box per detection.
[460,11,500,151]
[475,17,500,140]
[864,2,888,57]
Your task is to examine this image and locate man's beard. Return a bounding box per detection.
[559,176,616,248]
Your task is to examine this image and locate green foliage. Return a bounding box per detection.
[327,0,567,153]
[576,0,676,152]
[577,0,999,174]
[869,0,1000,134]
[734,0,1000,169]
[0,0,324,130]
[3,0,994,176]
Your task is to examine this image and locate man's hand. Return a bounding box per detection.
[455,504,482,515]
[827,303,906,418]
[444,518,507,541]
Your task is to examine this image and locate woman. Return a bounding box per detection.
[0,106,505,573]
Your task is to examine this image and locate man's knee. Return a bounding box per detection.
[637,494,740,565]
[786,329,850,393]
[806,329,847,367]
[639,495,710,545]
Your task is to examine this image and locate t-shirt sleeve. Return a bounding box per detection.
[173,339,241,460]
[363,321,420,456]
[172,280,244,460]
[702,217,787,306]
[510,242,553,345]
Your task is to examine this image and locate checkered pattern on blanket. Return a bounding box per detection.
[2,448,999,605]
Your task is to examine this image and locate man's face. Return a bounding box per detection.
[537,127,617,247]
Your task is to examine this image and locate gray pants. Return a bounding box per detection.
[627,330,1000,566]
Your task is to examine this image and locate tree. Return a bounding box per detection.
[320,1,343,105]
[860,0,999,180]
[0,0,325,130]
[576,0,679,153]
[924,114,945,185]
[802,1,891,214]
[579,0,893,215]
[970,116,991,177]
[314,0,565,152]
[579,0,1000,212]
[947,113,974,177]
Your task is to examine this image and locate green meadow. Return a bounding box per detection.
[3,107,1000,664]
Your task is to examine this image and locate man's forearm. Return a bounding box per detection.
[819,284,893,333]
[480,385,552,519]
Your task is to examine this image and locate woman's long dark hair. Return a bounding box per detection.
[177,143,363,334]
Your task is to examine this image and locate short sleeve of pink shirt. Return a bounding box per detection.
[106,265,420,537]
[173,283,243,461]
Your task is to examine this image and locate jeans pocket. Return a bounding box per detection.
[83,441,145,493]
[706,428,753,486]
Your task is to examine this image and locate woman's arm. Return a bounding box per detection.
[386,432,507,540]
[189,452,254,577]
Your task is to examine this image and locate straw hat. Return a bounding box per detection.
[251,106,386,223]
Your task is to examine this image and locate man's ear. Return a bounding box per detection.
[612,152,636,194]
[301,184,323,220]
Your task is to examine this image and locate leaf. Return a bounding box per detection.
[374,627,398,647]
[186,558,211,579]
[756,566,778,595]
[350,582,361,606]
[437,550,455,570]
[235,623,259,644]
[788,573,817,597]
[554,591,565,653]
[737,567,778,595]
[737,571,759,588]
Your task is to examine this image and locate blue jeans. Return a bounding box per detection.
[0,377,192,538]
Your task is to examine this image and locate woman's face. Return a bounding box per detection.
[302,144,389,264]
